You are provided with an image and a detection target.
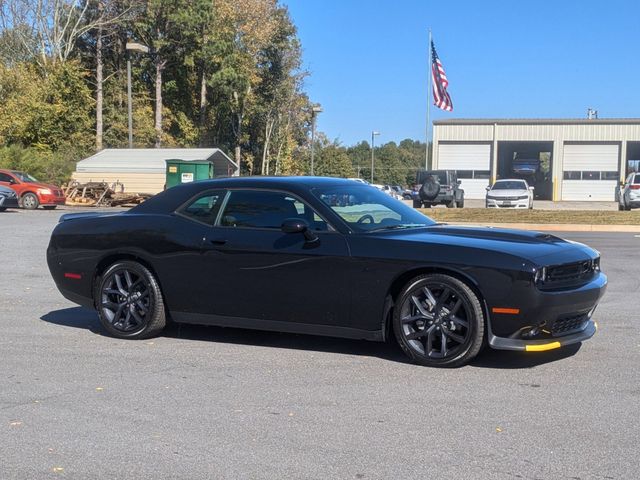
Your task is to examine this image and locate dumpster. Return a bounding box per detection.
[165,159,214,189]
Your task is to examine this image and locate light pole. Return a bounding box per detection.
[310,105,322,175]
[126,42,149,148]
[370,131,380,183]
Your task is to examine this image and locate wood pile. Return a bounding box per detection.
[63,181,152,207]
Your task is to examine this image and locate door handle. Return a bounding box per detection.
[209,238,228,246]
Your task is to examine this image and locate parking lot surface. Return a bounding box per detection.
[1,208,638,479]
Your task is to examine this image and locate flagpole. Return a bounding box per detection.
[425,28,432,170]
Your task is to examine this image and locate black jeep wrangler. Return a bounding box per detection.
[413,169,464,208]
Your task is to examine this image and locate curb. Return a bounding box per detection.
[446,222,640,232]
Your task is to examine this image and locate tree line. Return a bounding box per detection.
[0,0,428,186]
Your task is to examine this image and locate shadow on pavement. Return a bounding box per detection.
[41,306,582,369]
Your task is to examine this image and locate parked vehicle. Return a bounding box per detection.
[413,169,464,208]
[0,169,66,210]
[402,187,417,200]
[381,185,403,200]
[48,176,606,368]
[616,173,640,210]
[0,184,19,211]
[485,179,534,209]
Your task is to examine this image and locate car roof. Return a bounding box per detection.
[189,176,359,189]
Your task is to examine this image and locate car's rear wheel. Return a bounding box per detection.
[0,207,6,212]
[96,261,166,339]
[393,274,484,367]
[21,192,39,210]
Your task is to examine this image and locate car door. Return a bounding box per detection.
[195,189,352,327]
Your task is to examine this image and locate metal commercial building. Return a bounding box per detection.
[432,118,640,201]
[73,148,237,194]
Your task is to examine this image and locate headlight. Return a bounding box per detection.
[486,195,496,200]
[534,267,547,284]
[37,188,52,195]
[592,257,600,272]
[518,195,529,200]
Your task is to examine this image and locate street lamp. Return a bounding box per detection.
[126,42,149,148]
[370,131,380,183]
[310,105,322,175]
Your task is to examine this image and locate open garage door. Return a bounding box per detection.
[562,144,618,201]
[438,143,491,199]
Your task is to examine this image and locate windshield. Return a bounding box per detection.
[492,181,526,190]
[12,171,38,183]
[313,184,435,232]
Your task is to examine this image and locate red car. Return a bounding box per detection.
[0,169,66,210]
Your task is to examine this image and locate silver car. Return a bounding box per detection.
[485,179,534,209]
[617,172,640,211]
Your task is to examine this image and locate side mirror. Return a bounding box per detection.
[281,218,318,243]
[485,186,491,191]
[456,180,462,185]
[529,186,535,190]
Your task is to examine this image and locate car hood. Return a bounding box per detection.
[379,224,597,266]
[28,182,62,191]
[487,189,527,197]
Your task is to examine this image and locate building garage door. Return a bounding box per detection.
[561,144,618,201]
[437,143,491,199]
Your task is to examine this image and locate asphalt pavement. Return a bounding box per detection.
[1,208,638,479]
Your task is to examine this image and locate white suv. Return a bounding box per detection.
[486,179,534,209]
[617,173,640,211]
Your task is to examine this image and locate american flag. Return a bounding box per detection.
[431,40,453,112]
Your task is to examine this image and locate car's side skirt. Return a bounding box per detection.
[172,312,384,342]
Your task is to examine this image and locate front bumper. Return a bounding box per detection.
[0,195,19,208]
[489,320,597,351]
[486,198,529,208]
[487,271,607,351]
[39,193,66,206]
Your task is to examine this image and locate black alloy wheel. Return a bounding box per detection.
[393,274,484,367]
[96,261,166,339]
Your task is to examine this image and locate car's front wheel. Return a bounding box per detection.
[96,261,166,339]
[393,274,485,367]
[21,192,39,210]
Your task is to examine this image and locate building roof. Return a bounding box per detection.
[76,148,238,175]
[434,118,640,126]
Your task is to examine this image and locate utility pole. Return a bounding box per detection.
[310,106,323,175]
[125,42,150,148]
[371,131,380,183]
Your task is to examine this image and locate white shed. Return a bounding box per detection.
[73,148,237,194]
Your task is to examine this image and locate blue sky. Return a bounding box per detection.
[284,0,640,146]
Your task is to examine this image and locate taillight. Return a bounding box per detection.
[630,185,640,190]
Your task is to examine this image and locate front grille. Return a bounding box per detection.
[551,312,589,336]
[546,260,596,283]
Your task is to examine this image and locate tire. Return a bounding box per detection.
[412,199,422,208]
[458,197,464,208]
[42,205,57,210]
[21,192,39,210]
[393,274,485,367]
[618,203,624,211]
[0,207,6,212]
[529,200,533,210]
[446,198,457,208]
[95,261,166,339]
[420,180,440,201]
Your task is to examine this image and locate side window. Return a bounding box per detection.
[220,190,328,231]
[0,173,13,183]
[179,190,225,225]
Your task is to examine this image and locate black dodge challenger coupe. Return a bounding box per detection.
[47,177,607,367]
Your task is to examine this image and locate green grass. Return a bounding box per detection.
[421,208,640,225]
